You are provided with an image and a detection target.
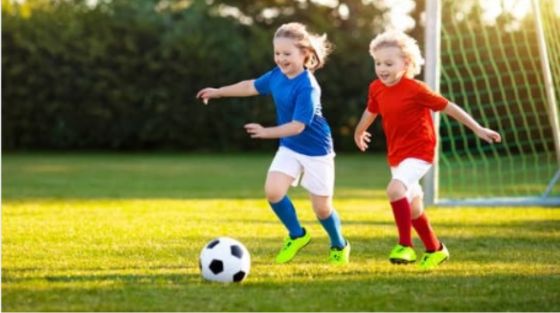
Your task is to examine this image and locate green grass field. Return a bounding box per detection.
[2,153,560,311]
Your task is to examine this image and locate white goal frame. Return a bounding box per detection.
[423,0,560,207]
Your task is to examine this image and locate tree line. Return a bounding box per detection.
[2,0,402,152]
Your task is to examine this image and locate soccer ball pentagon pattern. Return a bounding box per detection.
[199,237,251,283]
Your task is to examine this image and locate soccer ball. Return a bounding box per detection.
[199,237,251,283]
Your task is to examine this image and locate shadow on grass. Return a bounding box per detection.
[3,269,559,312]
[4,224,559,310]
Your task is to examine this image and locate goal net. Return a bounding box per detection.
[424,0,560,206]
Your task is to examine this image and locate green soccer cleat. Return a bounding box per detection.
[275,229,311,264]
[328,241,351,265]
[419,243,449,270]
[389,244,417,264]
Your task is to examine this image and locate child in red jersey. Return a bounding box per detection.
[354,31,501,270]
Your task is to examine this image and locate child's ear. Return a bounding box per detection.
[303,49,313,62]
[403,58,412,71]
[404,57,411,67]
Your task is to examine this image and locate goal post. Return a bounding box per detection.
[423,0,442,206]
[423,0,560,207]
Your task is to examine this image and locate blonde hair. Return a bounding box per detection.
[369,31,424,78]
[274,22,333,72]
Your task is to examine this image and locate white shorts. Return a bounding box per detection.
[390,158,432,202]
[268,146,335,196]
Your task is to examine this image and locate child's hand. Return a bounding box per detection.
[354,131,372,152]
[476,127,502,144]
[196,87,220,105]
[244,123,267,139]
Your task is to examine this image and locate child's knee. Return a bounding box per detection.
[311,196,332,219]
[314,206,331,220]
[410,196,424,218]
[266,192,285,204]
[265,186,285,203]
[386,180,407,201]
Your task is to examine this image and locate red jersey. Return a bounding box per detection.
[367,77,448,166]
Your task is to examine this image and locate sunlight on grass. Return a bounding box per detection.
[3,197,560,311]
[3,154,560,311]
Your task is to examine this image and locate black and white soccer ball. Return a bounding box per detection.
[199,237,251,283]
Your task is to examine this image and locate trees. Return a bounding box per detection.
[2,0,389,151]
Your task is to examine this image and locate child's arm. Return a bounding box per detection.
[244,121,305,139]
[442,102,502,144]
[354,109,378,151]
[196,80,259,104]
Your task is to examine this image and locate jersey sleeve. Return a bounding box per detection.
[253,68,275,95]
[416,81,449,111]
[292,87,317,125]
[366,81,379,114]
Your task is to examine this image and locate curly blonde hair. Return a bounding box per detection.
[274,22,333,72]
[369,31,424,78]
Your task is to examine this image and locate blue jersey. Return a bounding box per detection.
[254,67,333,156]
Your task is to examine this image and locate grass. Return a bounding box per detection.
[439,152,560,198]
[2,153,560,311]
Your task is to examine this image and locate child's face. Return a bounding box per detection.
[373,46,408,86]
[273,37,306,78]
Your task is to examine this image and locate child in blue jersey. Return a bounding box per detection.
[196,22,350,265]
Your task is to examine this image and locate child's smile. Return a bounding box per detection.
[373,46,408,86]
[273,37,306,78]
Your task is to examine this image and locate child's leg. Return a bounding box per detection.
[310,193,350,264]
[267,170,310,264]
[386,159,433,264]
[296,150,349,264]
[266,171,305,238]
[389,159,433,248]
[408,184,449,270]
[310,194,346,249]
[410,196,440,252]
[387,179,413,247]
[266,148,313,264]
